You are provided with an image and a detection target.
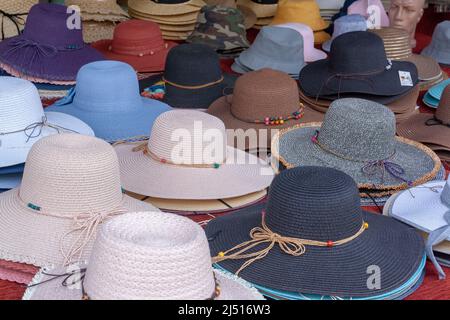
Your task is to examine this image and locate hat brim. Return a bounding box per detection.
[129,8,199,24]
[313,30,331,44]
[299,59,419,98]
[91,40,177,73]
[0,111,94,168]
[422,46,450,66]
[397,113,450,152]
[0,190,158,267]
[0,35,104,82]
[207,95,324,150]
[65,0,129,19]
[128,0,205,16]
[115,144,273,200]
[236,0,278,18]
[271,123,441,191]
[44,98,171,143]
[402,54,442,81]
[0,164,25,175]
[205,202,425,297]
[429,78,450,100]
[23,267,264,300]
[238,5,257,29]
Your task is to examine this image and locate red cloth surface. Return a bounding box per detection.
[1,7,450,300]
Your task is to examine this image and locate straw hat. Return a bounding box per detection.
[115,110,274,200]
[371,27,442,81]
[65,0,129,22]
[208,69,324,150]
[206,166,425,298]
[128,8,199,23]
[271,98,441,193]
[45,61,171,143]
[236,0,278,18]
[0,77,94,168]
[0,0,38,41]
[128,0,205,16]
[23,211,264,300]
[203,0,257,29]
[0,134,159,268]
[397,84,450,154]
[422,21,450,66]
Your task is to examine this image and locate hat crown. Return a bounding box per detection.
[164,44,223,86]
[329,31,389,74]
[22,4,84,48]
[332,14,367,38]
[317,98,396,161]
[436,84,450,124]
[202,5,245,25]
[275,22,314,45]
[111,20,165,55]
[84,212,217,299]
[19,134,123,216]
[148,110,227,165]
[73,61,142,112]
[0,77,44,134]
[432,21,450,46]
[231,69,300,120]
[265,167,364,241]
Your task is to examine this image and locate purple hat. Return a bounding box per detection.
[0,3,104,82]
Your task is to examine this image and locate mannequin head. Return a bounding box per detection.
[388,0,425,48]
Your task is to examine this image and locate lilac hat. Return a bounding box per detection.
[0,3,104,83]
[322,14,367,52]
[273,23,327,62]
[348,0,389,28]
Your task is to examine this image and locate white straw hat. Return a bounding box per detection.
[23,211,264,300]
[115,110,274,200]
[0,134,159,268]
[0,77,94,167]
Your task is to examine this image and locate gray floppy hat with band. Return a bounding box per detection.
[272,98,442,195]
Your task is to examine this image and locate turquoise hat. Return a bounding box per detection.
[423,78,450,108]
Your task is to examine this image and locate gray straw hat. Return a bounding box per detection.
[272,98,442,195]
[422,21,450,66]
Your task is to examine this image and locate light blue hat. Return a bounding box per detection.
[422,21,450,65]
[46,61,172,143]
[322,14,367,52]
[231,26,306,78]
[423,78,450,108]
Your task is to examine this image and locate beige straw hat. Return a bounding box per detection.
[129,9,199,24]
[65,0,129,22]
[23,211,264,300]
[237,0,278,18]
[128,0,205,16]
[115,110,274,200]
[0,134,158,268]
[81,20,118,43]
[0,0,38,40]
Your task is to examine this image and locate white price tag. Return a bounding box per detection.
[399,71,413,87]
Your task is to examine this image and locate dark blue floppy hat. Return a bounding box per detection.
[206,166,425,298]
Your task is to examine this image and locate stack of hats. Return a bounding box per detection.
[64,0,129,44]
[398,84,450,162]
[0,0,38,41]
[207,166,427,299]
[423,78,450,108]
[128,0,206,40]
[270,0,331,44]
[371,27,444,90]
[298,31,421,124]
[237,0,278,29]
[316,0,346,21]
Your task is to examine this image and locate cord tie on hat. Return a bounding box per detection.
[0,115,80,142]
[162,76,224,90]
[425,116,450,127]
[212,210,368,275]
[361,155,413,186]
[5,37,59,59]
[26,267,87,290]
[61,209,126,266]
[0,10,26,40]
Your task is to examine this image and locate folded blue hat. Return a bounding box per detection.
[322,14,367,52]
[46,61,172,143]
[423,79,450,108]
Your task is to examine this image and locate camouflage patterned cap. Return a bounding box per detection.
[187,5,250,57]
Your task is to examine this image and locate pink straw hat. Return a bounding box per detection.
[23,211,264,300]
[0,134,158,268]
[115,110,274,200]
[272,23,327,62]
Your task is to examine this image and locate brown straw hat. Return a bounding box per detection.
[371,28,442,81]
[0,0,38,40]
[208,69,324,151]
[397,84,450,154]
[65,0,129,22]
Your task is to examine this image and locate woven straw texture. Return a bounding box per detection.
[128,0,205,16]
[65,0,129,21]
[0,0,38,40]
[236,0,278,18]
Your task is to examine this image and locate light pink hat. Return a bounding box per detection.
[0,134,158,268]
[348,0,389,28]
[23,211,265,300]
[115,110,274,200]
[273,23,327,62]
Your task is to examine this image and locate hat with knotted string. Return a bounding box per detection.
[0,0,38,41]
[271,98,441,196]
[0,134,159,268]
[0,76,94,168]
[206,166,425,297]
[0,3,104,83]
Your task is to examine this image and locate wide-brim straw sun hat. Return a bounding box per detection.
[422,21,450,66]
[271,98,441,194]
[115,110,274,200]
[206,166,425,298]
[65,0,129,21]
[23,211,264,300]
[236,0,278,18]
[0,134,159,268]
[207,69,325,150]
[128,0,206,16]
[91,20,177,73]
[0,3,104,83]
[0,0,38,40]
[0,77,94,168]
[81,20,117,44]
[45,61,171,143]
